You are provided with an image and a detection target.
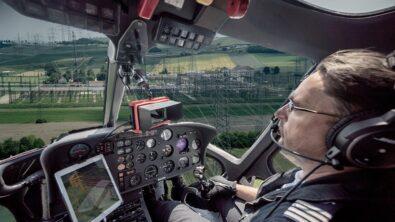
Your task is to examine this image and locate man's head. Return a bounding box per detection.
[317,49,395,114]
[275,49,395,166]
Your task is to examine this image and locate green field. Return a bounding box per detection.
[0,45,107,69]
[0,102,281,123]
[147,53,236,74]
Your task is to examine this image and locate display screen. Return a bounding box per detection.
[55,155,123,222]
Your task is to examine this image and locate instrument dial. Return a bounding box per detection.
[162,160,175,173]
[136,153,146,164]
[161,129,173,141]
[148,151,158,161]
[130,175,141,187]
[117,163,126,171]
[144,165,158,179]
[178,157,189,168]
[117,156,125,163]
[162,145,173,157]
[136,140,145,151]
[69,144,90,159]
[192,155,200,164]
[126,161,134,169]
[116,140,124,148]
[126,154,133,162]
[146,138,156,148]
[117,148,125,155]
[125,146,133,153]
[124,139,132,146]
[176,138,188,152]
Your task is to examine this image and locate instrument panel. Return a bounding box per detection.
[95,123,216,193]
[34,122,216,222]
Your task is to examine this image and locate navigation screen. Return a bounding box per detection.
[55,155,123,222]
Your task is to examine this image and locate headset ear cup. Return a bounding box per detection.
[326,110,382,152]
[326,115,356,150]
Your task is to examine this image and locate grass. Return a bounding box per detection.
[229,54,265,68]
[252,54,301,67]
[0,98,282,123]
[0,107,104,123]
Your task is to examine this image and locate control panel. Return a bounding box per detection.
[95,122,216,193]
[47,122,216,222]
[154,17,215,50]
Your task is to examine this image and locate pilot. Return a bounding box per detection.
[151,49,395,222]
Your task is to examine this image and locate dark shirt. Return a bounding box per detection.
[240,168,395,222]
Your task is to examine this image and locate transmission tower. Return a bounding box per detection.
[213,70,230,133]
[72,31,77,82]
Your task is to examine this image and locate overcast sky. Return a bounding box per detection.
[0,2,105,42]
[299,0,395,13]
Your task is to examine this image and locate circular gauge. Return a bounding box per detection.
[148,151,158,161]
[146,138,156,148]
[117,148,125,155]
[136,153,146,164]
[162,160,175,173]
[192,155,200,164]
[161,129,173,141]
[176,138,188,152]
[116,140,124,148]
[124,139,132,146]
[191,139,201,150]
[178,157,189,168]
[69,144,90,159]
[125,146,133,153]
[130,175,141,187]
[144,165,158,179]
[162,145,173,157]
[117,156,125,163]
[117,163,126,171]
[126,154,133,162]
[126,161,134,169]
[136,140,145,151]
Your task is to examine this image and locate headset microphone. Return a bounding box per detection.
[270,118,342,168]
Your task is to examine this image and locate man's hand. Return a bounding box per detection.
[205,176,237,199]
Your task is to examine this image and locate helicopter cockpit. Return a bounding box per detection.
[0,0,395,221]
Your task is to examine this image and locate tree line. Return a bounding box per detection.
[44,63,107,84]
[0,135,45,160]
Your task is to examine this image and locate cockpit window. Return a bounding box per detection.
[297,0,395,15]
[119,34,312,168]
[0,3,107,158]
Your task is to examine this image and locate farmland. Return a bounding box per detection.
[0,36,310,166]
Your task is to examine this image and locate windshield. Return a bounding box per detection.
[0,2,107,152]
[119,34,312,170]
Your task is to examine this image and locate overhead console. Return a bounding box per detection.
[153,17,215,50]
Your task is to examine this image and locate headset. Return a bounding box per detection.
[325,109,395,169]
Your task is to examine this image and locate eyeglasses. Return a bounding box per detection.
[285,99,341,118]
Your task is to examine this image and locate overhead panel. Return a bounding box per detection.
[153,17,215,51]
